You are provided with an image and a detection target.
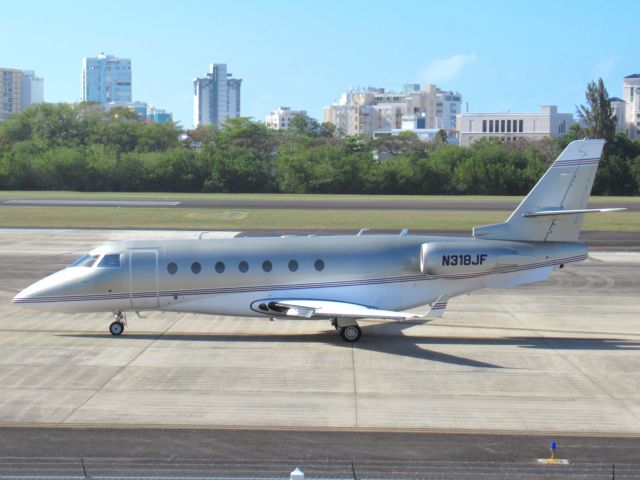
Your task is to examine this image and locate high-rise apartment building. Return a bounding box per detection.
[81,53,132,104]
[193,64,242,128]
[323,84,461,136]
[265,106,308,130]
[0,67,44,121]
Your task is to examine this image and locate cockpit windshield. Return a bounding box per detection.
[98,254,122,268]
[70,254,99,268]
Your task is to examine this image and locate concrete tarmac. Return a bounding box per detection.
[1,229,640,477]
[0,229,639,434]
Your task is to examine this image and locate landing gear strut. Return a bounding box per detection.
[109,310,126,336]
[331,317,362,343]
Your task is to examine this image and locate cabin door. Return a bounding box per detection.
[129,249,159,310]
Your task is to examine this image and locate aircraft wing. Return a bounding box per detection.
[254,299,425,321]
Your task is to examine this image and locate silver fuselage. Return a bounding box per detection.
[13,234,587,318]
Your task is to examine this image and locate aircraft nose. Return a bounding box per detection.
[13,280,48,306]
[12,268,85,308]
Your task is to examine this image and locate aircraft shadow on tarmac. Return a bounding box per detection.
[61,322,640,370]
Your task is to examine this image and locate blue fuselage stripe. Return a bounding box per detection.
[13,254,585,305]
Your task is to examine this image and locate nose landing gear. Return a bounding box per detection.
[109,311,126,336]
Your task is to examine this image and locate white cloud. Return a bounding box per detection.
[594,54,619,78]
[421,53,478,83]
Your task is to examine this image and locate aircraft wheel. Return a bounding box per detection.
[109,321,124,336]
[340,325,361,343]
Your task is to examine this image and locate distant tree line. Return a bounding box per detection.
[1,83,639,195]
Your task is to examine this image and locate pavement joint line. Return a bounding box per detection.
[553,341,640,422]
[351,345,358,429]
[57,320,174,424]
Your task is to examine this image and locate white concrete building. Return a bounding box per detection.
[20,70,43,109]
[323,84,461,136]
[193,63,242,128]
[622,74,640,139]
[456,105,573,146]
[610,96,627,134]
[373,114,459,144]
[1,67,44,121]
[81,53,132,104]
[265,106,307,130]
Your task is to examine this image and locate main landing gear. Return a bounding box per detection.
[331,317,362,343]
[109,310,126,336]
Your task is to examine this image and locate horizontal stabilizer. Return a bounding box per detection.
[251,299,424,321]
[425,295,448,318]
[523,208,626,217]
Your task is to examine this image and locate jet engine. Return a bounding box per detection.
[419,241,586,276]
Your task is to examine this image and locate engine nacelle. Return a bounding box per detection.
[419,241,586,276]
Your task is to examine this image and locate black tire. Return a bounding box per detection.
[109,321,124,336]
[340,325,361,343]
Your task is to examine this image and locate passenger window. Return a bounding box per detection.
[288,260,298,272]
[314,259,325,271]
[167,262,177,274]
[98,254,121,268]
[215,261,225,273]
[191,262,201,274]
[239,261,249,273]
[262,260,272,272]
[70,254,99,267]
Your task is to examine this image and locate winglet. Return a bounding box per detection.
[425,296,448,318]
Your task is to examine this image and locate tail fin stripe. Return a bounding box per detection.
[552,159,600,168]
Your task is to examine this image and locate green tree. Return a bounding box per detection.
[202,118,277,193]
[288,114,320,136]
[435,129,448,144]
[577,78,616,142]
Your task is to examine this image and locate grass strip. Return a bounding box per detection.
[0,207,638,232]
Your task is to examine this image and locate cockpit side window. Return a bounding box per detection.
[98,254,122,268]
[70,254,99,267]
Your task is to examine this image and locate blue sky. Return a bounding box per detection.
[1,0,637,128]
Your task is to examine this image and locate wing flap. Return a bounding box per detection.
[251,299,423,320]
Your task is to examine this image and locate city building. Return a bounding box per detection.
[610,96,627,134]
[323,84,461,136]
[20,70,44,109]
[265,106,307,130]
[456,105,573,146]
[193,63,242,128]
[81,53,132,104]
[0,67,44,121]
[612,74,640,139]
[104,101,173,123]
[373,113,460,144]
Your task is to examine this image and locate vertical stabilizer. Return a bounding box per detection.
[473,139,605,242]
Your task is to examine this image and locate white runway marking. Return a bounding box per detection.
[4,200,181,207]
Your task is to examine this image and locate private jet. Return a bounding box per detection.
[13,139,621,342]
